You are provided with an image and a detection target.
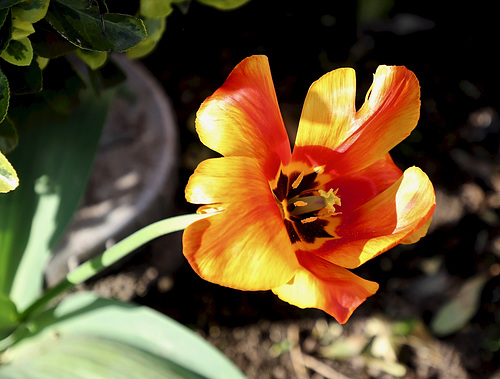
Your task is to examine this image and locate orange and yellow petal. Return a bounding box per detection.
[293,65,420,178]
[294,67,356,150]
[314,166,435,269]
[272,251,379,324]
[183,156,299,290]
[338,65,420,174]
[195,55,291,180]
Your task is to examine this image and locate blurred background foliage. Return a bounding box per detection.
[1,0,499,378]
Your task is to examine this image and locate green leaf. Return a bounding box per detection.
[11,0,50,23]
[0,117,18,154]
[0,0,23,10]
[126,16,165,59]
[1,292,246,379]
[1,37,33,66]
[140,0,186,18]
[75,48,107,69]
[0,57,42,95]
[46,0,147,52]
[0,293,19,340]
[0,150,18,192]
[0,9,11,55]
[196,0,251,10]
[0,7,9,29]
[30,26,77,59]
[0,88,113,311]
[0,68,9,123]
[430,273,489,337]
[10,18,35,40]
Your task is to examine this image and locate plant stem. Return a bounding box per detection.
[18,213,209,322]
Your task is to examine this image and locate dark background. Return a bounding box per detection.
[119,1,499,377]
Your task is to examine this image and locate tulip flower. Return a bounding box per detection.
[183,55,435,323]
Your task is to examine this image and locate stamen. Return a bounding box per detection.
[301,216,318,224]
[291,171,305,189]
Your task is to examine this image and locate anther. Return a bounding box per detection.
[291,171,305,189]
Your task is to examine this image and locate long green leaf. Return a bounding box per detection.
[0,294,18,339]
[0,88,113,311]
[1,292,246,379]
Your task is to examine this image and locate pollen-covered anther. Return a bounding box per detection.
[301,216,318,224]
[291,171,305,189]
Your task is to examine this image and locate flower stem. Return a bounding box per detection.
[18,213,209,322]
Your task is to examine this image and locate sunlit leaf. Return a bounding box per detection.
[196,0,251,10]
[11,0,50,23]
[0,88,113,311]
[0,292,246,379]
[1,37,33,66]
[0,150,18,193]
[10,18,35,40]
[0,293,19,339]
[46,0,147,52]
[140,0,186,18]
[430,273,489,337]
[76,49,107,69]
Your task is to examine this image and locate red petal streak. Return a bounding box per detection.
[273,252,379,324]
[324,154,403,214]
[195,55,291,180]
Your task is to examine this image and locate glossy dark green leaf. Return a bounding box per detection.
[0,0,22,10]
[0,68,9,123]
[0,8,12,54]
[46,0,147,52]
